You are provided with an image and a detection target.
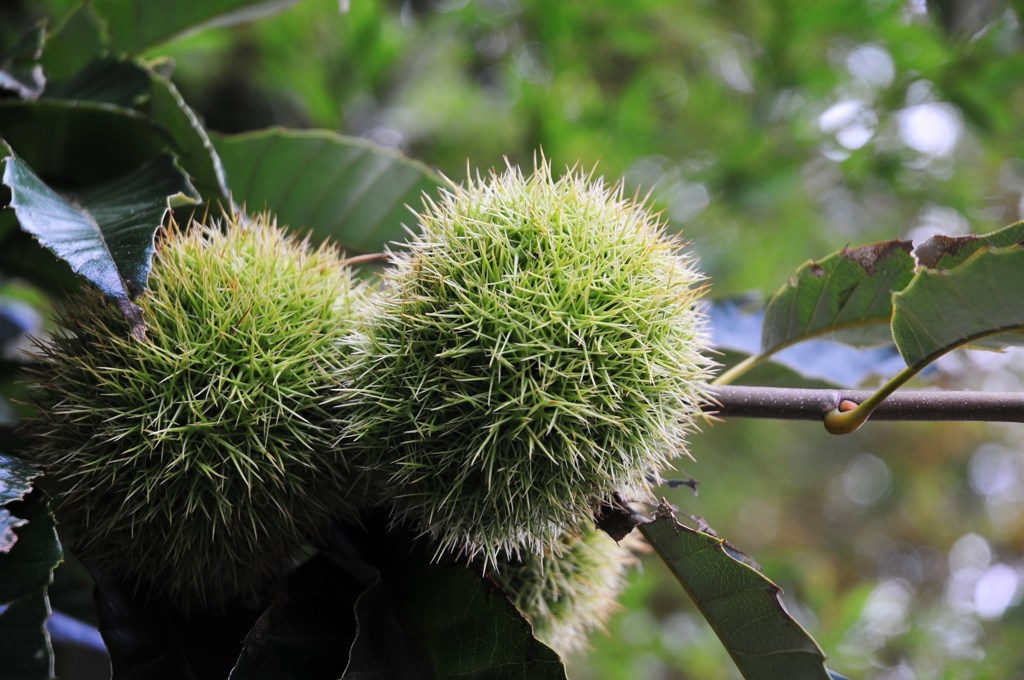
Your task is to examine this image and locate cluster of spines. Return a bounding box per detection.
[29,214,367,606]
[343,159,713,567]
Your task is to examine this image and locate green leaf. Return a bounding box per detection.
[2,153,200,336]
[87,558,262,680]
[0,99,170,186]
[39,5,106,81]
[0,24,46,100]
[213,128,445,253]
[761,240,915,354]
[639,506,837,680]
[44,58,151,107]
[229,556,363,680]
[345,556,568,680]
[914,220,1024,270]
[0,589,54,680]
[145,69,232,207]
[1,489,61,602]
[892,244,1024,369]
[0,488,62,680]
[35,56,231,207]
[92,0,303,55]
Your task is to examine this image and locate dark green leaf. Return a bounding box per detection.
[92,0,303,55]
[229,556,363,680]
[3,153,199,336]
[372,559,567,680]
[44,58,151,107]
[640,506,836,680]
[892,244,1024,369]
[0,24,46,100]
[0,454,38,511]
[761,240,915,354]
[315,520,566,680]
[88,559,261,680]
[30,56,231,207]
[213,129,445,253]
[0,490,62,603]
[341,559,436,680]
[145,69,232,207]
[39,5,106,80]
[0,589,54,680]
[0,488,62,680]
[914,221,1024,270]
[0,100,170,186]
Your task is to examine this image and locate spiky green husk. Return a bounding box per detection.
[27,214,366,607]
[492,524,641,656]
[344,159,713,565]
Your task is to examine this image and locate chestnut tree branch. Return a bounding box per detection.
[705,385,1024,427]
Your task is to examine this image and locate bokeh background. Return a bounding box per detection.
[13,0,1024,678]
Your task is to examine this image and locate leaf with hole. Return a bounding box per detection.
[893,244,1024,369]
[914,221,1024,270]
[761,240,915,355]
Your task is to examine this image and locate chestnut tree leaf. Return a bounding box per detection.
[913,221,1024,270]
[761,240,915,355]
[0,488,63,680]
[640,506,842,680]
[892,244,1024,369]
[39,4,106,80]
[91,0,303,55]
[0,24,46,100]
[228,555,363,680]
[2,152,199,336]
[0,489,61,603]
[37,57,231,207]
[343,556,567,680]
[710,298,907,388]
[43,58,151,107]
[88,558,263,680]
[213,128,446,254]
[0,589,54,680]
[0,99,171,186]
[145,68,232,207]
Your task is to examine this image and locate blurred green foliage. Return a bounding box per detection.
[12,0,1024,678]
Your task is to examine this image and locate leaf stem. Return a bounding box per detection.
[706,384,1024,431]
[710,353,768,386]
[820,364,925,434]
